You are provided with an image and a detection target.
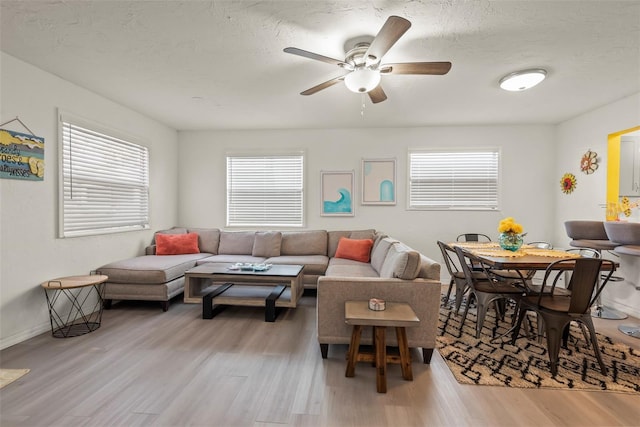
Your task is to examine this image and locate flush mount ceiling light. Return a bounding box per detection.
[344,68,381,93]
[499,69,547,91]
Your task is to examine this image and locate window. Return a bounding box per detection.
[408,149,499,210]
[59,112,149,237]
[226,153,304,227]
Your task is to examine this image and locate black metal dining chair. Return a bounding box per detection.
[456,233,491,242]
[454,246,525,338]
[527,241,553,249]
[438,241,474,313]
[511,257,615,377]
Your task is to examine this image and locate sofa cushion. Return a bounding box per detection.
[266,255,329,276]
[325,258,379,278]
[334,237,374,263]
[281,230,327,256]
[156,233,200,255]
[98,254,208,284]
[252,231,282,257]
[219,231,255,255]
[370,237,397,274]
[379,243,421,280]
[188,228,220,254]
[327,229,376,257]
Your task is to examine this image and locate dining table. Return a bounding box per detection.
[450,241,618,343]
[453,241,617,267]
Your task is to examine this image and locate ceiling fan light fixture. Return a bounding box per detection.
[499,68,547,91]
[344,68,381,93]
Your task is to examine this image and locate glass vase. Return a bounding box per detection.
[498,232,523,252]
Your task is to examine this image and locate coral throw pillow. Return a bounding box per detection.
[155,232,200,255]
[334,237,374,263]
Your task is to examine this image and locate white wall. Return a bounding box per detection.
[554,92,640,318]
[178,125,556,263]
[0,53,180,349]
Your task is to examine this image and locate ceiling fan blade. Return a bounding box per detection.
[300,75,348,95]
[380,62,452,75]
[284,47,348,68]
[365,16,411,64]
[368,85,387,104]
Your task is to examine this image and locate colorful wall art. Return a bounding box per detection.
[560,172,577,194]
[0,128,45,181]
[321,170,354,216]
[362,158,396,205]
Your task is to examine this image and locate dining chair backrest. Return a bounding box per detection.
[565,248,600,258]
[527,241,553,249]
[456,233,491,242]
[437,241,461,277]
[454,246,487,287]
[539,258,614,314]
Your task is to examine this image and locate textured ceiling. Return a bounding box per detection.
[1,0,639,131]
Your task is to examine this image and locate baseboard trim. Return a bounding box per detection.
[0,322,50,350]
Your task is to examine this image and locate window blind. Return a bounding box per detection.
[227,154,304,227]
[409,149,499,210]
[60,117,149,237]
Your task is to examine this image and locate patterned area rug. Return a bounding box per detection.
[0,369,29,389]
[437,307,640,393]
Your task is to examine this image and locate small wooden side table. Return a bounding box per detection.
[344,300,420,393]
[41,274,108,338]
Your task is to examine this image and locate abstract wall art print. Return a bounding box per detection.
[321,170,355,216]
[362,158,396,205]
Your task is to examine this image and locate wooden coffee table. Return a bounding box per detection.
[344,300,420,393]
[185,263,304,322]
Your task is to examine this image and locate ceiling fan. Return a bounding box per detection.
[283,15,452,104]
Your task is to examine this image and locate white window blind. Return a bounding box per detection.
[227,154,304,227]
[59,114,149,237]
[409,149,499,210]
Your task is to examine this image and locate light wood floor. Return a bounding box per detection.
[1,291,639,427]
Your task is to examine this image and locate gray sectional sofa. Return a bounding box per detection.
[96,227,442,362]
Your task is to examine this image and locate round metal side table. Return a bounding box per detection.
[41,274,108,338]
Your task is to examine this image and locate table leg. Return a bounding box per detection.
[202,283,233,319]
[375,326,387,393]
[345,325,362,378]
[265,284,286,322]
[396,326,413,381]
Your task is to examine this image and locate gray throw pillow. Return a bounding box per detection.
[218,231,256,255]
[252,231,282,257]
[379,243,421,280]
[188,228,220,254]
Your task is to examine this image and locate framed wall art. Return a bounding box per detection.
[362,158,396,205]
[321,170,355,216]
[0,117,45,181]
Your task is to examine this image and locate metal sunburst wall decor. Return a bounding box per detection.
[580,149,598,174]
[561,173,577,194]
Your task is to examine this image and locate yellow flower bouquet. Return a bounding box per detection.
[497,217,525,251]
[498,217,524,235]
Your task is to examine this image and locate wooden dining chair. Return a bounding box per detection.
[511,257,615,377]
[454,246,525,338]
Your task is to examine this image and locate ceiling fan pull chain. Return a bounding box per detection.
[361,93,366,118]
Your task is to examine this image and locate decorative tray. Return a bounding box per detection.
[227,263,272,272]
